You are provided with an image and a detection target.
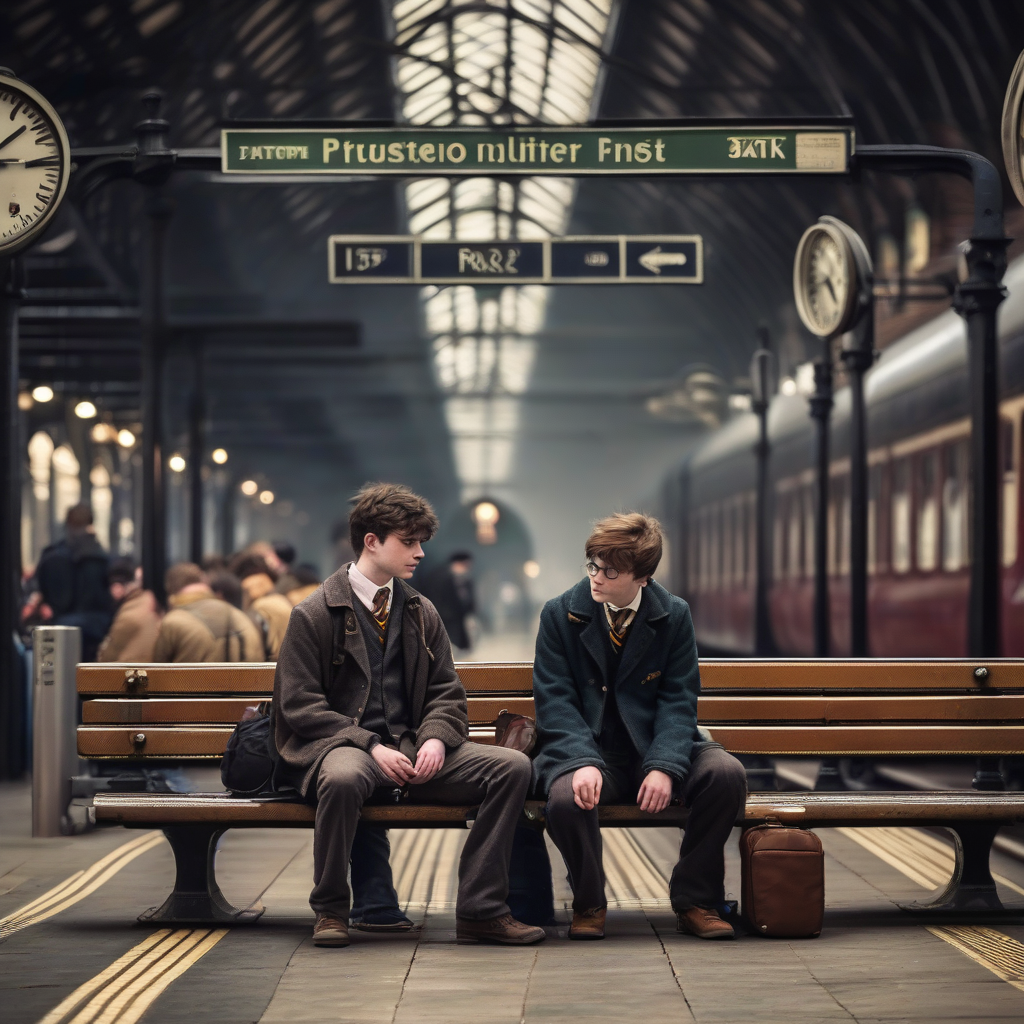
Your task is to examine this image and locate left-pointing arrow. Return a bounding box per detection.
[638,245,688,274]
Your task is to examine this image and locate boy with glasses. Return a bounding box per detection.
[532,512,746,940]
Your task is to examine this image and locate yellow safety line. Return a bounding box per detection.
[838,826,1024,993]
[1,833,164,937]
[35,931,171,1024]
[34,928,228,1024]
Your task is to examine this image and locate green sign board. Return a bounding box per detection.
[221,126,852,176]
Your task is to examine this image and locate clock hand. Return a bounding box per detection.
[0,125,27,151]
[25,156,58,168]
[824,278,837,302]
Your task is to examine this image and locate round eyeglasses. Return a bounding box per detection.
[585,561,619,580]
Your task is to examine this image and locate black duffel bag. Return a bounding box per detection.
[221,703,279,796]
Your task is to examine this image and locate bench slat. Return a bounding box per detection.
[77,661,534,696]
[90,790,1024,829]
[78,722,1024,758]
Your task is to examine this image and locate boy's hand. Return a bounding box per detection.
[410,738,445,784]
[572,765,604,810]
[371,744,416,785]
[637,770,673,814]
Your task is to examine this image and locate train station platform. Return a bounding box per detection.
[4,779,1024,1024]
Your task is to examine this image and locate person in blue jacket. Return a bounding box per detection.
[532,512,746,941]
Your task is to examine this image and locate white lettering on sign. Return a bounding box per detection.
[727,137,786,159]
[344,246,388,272]
[457,247,520,274]
[239,144,309,161]
[598,138,665,163]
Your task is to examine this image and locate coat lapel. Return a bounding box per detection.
[568,578,609,684]
[616,585,668,685]
[323,564,371,687]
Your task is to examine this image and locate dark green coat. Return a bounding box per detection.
[532,577,707,795]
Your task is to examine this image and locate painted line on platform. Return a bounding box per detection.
[34,926,227,1024]
[0,832,164,940]
[840,826,1024,991]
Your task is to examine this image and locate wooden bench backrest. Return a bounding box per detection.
[77,660,1024,760]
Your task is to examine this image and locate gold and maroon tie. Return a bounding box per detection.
[371,587,390,643]
[605,605,635,652]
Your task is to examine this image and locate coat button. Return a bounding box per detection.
[601,685,608,692]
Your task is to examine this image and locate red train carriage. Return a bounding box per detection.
[669,258,1024,657]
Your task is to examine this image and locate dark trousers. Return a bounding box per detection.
[350,824,401,919]
[312,741,532,920]
[544,743,747,912]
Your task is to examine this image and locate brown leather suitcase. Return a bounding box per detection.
[740,822,824,937]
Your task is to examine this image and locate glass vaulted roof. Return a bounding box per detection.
[390,0,618,498]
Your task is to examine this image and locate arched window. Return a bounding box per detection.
[51,444,81,529]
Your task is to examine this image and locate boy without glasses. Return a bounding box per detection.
[273,482,544,947]
[532,512,746,940]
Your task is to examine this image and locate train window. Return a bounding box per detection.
[787,490,801,579]
[688,511,699,592]
[942,442,969,572]
[699,507,710,591]
[916,451,939,572]
[867,465,882,575]
[1002,417,1018,568]
[710,503,721,590]
[803,484,815,578]
[892,457,911,574]
[747,493,757,589]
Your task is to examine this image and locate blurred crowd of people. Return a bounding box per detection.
[20,502,322,664]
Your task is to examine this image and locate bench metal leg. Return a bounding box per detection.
[901,824,1004,914]
[139,826,265,925]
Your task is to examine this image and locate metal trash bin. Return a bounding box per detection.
[32,626,82,837]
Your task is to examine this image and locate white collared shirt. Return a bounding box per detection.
[606,587,643,615]
[348,562,393,613]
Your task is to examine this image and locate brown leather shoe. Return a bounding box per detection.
[675,906,735,940]
[313,912,350,947]
[569,907,606,940]
[456,913,546,945]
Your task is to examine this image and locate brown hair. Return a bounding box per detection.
[165,562,206,596]
[65,502,93,530]
[585,512,663,581]
[349,482,439,555]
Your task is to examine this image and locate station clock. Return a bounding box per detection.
[1002,48,1024,208]
[793,216,868,338]
[0,70,71,257]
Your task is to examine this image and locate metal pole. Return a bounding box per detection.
[809,343,833,657]
[750,340,774,655]
[137,93,172,604]
[957,239,1009,657]
[189,338,204,564]
[0,257,23,779]
[842,311,875,657]
[31,625,81,836]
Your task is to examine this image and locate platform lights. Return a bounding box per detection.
[74,400,97,419]
[168,454,186,473]
[240,480,258,496]
[211,448,228,464]
[31,385,53,403]
[473,500,499,544]
[523,560,540,579]
[117,429,135,448]
[259,490,274,505]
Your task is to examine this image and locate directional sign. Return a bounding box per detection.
[226,125,852,177]
[328,235,703,284]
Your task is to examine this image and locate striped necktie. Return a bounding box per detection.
[605,604,636,653]
[371,587,391,643]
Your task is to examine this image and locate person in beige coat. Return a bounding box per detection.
[96,559,161,662]
[153,562,264,663]
[230,553,293,660]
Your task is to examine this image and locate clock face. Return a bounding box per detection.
[0,76,71,255]
[793,223,856,337]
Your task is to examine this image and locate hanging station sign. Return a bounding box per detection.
[223,126,852,176]
[327,235,703,284]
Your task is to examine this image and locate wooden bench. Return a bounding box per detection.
[77,659,1024,924]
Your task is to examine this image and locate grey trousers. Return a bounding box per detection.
[545,743,747,912]
[311,741,532,921]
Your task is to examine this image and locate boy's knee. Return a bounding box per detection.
[715,753,747,801]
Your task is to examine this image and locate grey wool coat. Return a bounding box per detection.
[272,564,469,798]
[531,577,710,795]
